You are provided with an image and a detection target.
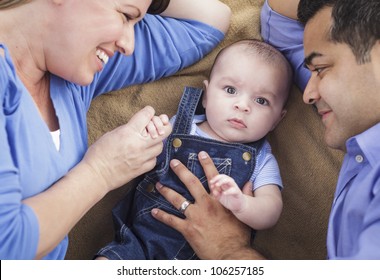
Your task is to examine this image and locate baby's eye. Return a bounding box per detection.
[225,86,236,95]
[255,97,269,106]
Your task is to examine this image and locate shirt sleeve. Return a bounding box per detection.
[251,141,283,190]
[82,15,224,106]
[0,62,39,260]
[260,0,310,92]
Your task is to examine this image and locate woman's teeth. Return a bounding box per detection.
[96,49,109,65]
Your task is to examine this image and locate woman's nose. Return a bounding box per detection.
[116,24,135,56]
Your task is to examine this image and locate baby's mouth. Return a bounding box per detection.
[228,118,247,128]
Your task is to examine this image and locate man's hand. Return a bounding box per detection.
[151,151,265,259]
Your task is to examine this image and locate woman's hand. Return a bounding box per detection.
[151,151,265,259]
[83,106,172,192]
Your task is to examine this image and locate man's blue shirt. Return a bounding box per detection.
[261,0,380,259]
[327,123,380,259]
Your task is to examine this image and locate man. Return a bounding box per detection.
[152,0,380,259]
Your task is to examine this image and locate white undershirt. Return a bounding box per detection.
[50,129,61,151]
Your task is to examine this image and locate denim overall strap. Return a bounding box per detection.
[172,87,203,134]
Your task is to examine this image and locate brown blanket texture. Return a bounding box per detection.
[66,0,344,260]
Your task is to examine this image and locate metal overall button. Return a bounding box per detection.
[242,152,252,162]
[172,138,182,148]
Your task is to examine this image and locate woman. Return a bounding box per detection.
[0,0,231,259]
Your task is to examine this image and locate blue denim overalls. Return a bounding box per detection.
[98,87,264,259]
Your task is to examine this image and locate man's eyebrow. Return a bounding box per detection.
[303,52,323,68]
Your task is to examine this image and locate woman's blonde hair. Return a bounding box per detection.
[0,0,30,9]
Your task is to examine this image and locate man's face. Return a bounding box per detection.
[303,7,380,151]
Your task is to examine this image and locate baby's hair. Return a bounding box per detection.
[211,39,292,78]
[0,0,30,9]
[209,39,293,105]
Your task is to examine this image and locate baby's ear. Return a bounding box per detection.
[202,80,209,90]
[202,80,209,108]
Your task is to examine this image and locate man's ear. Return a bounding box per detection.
[271,109,287,131]
[202,80,209,108]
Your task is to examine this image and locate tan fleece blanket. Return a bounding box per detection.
[66,0,344,260]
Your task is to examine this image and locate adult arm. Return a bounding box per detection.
[261,0,310,92]
[91,0,231,97]
[22,107,171,259]
[161,0,231,34]
[151,152,266,260]
[268,0,299,20]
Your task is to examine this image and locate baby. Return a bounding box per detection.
[97,39,293,259]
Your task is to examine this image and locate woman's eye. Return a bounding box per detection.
[123,14,130,21]
[225,86,236,95]
[255,97,269,106]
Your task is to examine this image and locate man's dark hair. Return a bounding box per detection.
[297,0,336,25]
[298,0,380,64]
[331,0,380,64]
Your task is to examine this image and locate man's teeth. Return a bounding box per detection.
[96,49,109,65]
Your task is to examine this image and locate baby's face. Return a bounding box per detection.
[201,50,288,143]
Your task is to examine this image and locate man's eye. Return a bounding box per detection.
[255,97,269,105]
[225,86,236,95]
[303,63,326,76]
[313,67,326,76]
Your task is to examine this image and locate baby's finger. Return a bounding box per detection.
[209,174,221,185]
[128,106,155,135]
[159,114,170,125]
[221,186,240,196]
[151,115,166,136]
[146,120,159,139]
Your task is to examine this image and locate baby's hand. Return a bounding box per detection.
[209,174,245,212]
[144,114,170,139]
